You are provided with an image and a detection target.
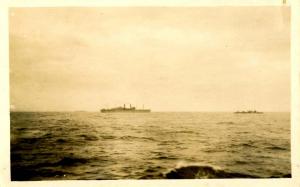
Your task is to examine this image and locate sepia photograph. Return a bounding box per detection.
[7,5,293,182]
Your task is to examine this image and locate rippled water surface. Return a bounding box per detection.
[10,112,291,180]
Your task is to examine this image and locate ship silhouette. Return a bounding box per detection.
[234,110,263,114]
[101,104,151,113]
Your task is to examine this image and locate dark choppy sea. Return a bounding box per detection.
[10,112,291,180]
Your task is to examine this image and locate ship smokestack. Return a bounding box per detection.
[124,104,125,109]
[130,104,131,108]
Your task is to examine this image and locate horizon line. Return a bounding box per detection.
[9,110,291,113]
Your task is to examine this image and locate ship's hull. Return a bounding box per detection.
[101,109,151,113]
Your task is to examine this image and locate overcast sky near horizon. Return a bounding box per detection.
[9,7,290,112]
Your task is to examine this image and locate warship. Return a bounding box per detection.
[101,104,151,113]
[234,110,263,114]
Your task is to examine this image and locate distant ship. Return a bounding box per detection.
[101,104,151,113]
[234,110,263,114]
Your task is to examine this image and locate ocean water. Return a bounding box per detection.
[10,112,291,180]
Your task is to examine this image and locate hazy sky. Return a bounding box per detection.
[9,7,290,112]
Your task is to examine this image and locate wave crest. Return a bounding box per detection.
[165,165,258,179]
[141,163,291,179]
